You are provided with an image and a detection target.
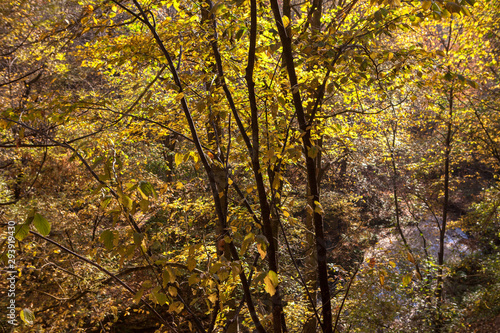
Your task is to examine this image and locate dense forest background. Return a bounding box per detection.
[1,0,499,332]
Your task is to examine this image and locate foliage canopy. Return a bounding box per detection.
[1,0,499,332]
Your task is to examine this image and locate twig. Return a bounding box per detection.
[30,231,167,324]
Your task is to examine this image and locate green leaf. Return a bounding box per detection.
[307,145,319,158]
[445,1,461,13]
[100,196,113,209]
[33,213,51,236]
[188,273,200,285]
[119,194,133,210]
[268,270,278,287]
[100,230,115,250]
[25,208,36,224]
[20,308,35,325]
[152,290,167,305]
[239,232,254,255]
[133,232,143,246]
[162,269,170,288]
[139,199,149,213]
[15,223,30,241]
[466,79,478,89]
[163,266,175,286]
[187,256,196,271]
[133,289,144,304]
[139,181,157,199]
[461,5,471,16]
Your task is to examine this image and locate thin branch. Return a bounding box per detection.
[0,66,44,88]
[30,231,167,324]
[1,117,142,233]
[333,264,360,332]
[277,214,323,331]
[124,65,167,115]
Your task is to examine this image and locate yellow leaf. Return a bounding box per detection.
[379,273,385,286]
[188,274,199,285]
[264,275,276,296]
[119,195,133,210]
[407,252,415,264]
[168,301,184,314]
[168,286,177,297]
[257,243,267,260]
[187,257,196,271]
[272,176,281,190]
[164,267,175,284]
[175,92,184,101]
[282,15,290,28]
[240,232,254,255]
[306,204,313,216]
[173,0,180,11]
[208,294,217,304]
[402,273,412,287]
[175,153,183,166]
[422,1,432,10]
[314,201,324,214]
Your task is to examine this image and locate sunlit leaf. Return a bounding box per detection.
[20,308,35,325]
[282,15,290,28]
[15,224,30,241]
[33,213,50,236]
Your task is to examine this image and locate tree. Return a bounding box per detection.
[1,0,494,332]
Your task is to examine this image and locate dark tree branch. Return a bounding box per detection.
[30,231,167,324]
[0,66,44,88]
[268,0,332,330]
